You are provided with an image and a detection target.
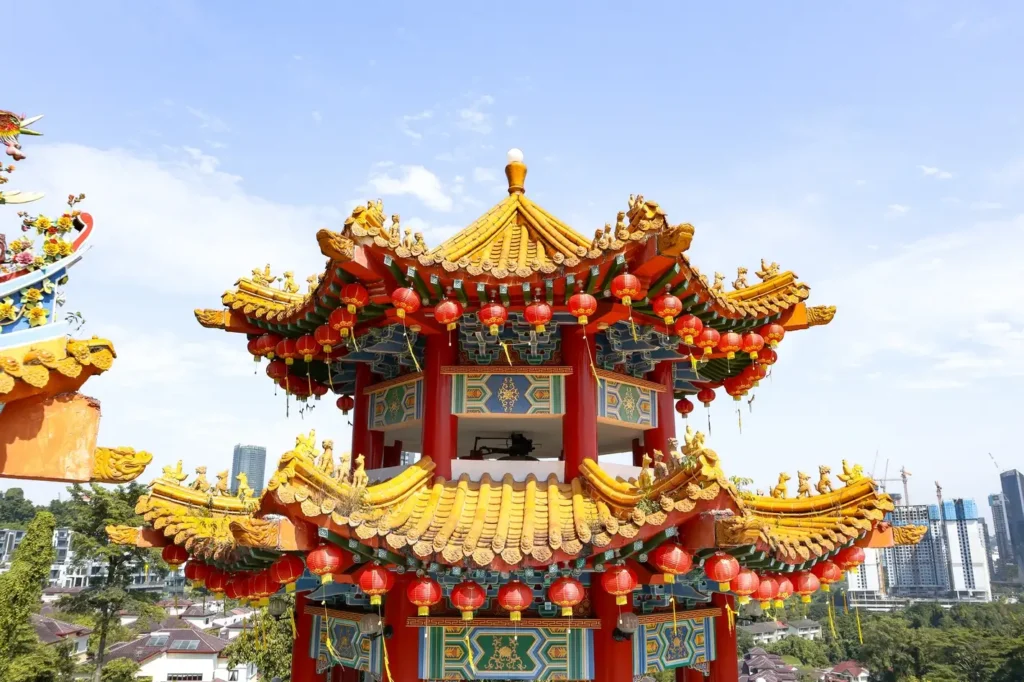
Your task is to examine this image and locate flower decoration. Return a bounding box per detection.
[21,288,42,304]
[0,297,19,321]
[26,306,48,327]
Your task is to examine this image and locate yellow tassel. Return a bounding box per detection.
[500,340,512,366]
[351,333,359,352]
[630,314,638,342]
[827,596,837,639]
[289,608,297,639]
[736,407,742,434]
[466,630,476,675]
[405,327,421,372]
[382,634,394,682]
[670,595,678,635]
[856,605,863,644]
[726,603,736,632]
[843,591,849,615]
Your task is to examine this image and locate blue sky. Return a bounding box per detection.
[6,2,1023,519]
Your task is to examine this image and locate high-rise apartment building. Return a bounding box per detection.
[925,499,990,600]
[231,444,268,495]
[989,493,1015,567]
[1000,469,1024,579]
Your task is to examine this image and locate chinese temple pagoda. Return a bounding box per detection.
[0,108,150,484]
[112,149,924,682]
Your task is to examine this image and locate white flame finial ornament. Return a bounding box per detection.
[506,148,524,164]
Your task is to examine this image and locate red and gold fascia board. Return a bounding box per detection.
[440,365,572,375]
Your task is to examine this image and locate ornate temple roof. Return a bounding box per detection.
[0,337,115,400]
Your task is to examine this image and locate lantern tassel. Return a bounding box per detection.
[466,630,476,675]
[306,364,312,396]
[500,339,512,366]
[736,407,742,434]
[351,333,360,352]
[630,312,638,342]
[855,604,864,644]
[404,321,422,372]
[382,631,395,682]
[289,607,297,639]
[707,405,712,434]
[827,595,838,639]
[726,602,737,632]
[843,590,849,615]
[584,329,599,382]
[670,595,678,635]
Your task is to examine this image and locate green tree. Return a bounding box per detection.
[993,644,1024,682]
[766,635,830,668]
[7,641,77,682]
[98,658,140,682]
[224,597,294,681]
[737,628,755,654]
[59,483,163,682]
[0,512,57,680]
[0,488,41,525]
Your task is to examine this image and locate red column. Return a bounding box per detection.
[353,363,373,464]
[641,360,676,465]
[291,591,319,681]
[561,326,597,480]
[383,575,421,682]
[708,593,738,682]
[422,331,458,479]
[678,666,705,681]
[369,430,385,470]
[592,572,635,682]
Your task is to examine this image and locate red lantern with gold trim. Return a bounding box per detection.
[742,363,767,387]
[524,301,553,333]
[407,576,443,617]
[434,299,463,331]
[697,387,716,407]
[340,283,369,315]
[732,568,760,605]
[717,332,742,360]
[391,287,421,319]
[757,347,778,366]
[760,323,785,349]
[703,552,740,591]
[723,376,746,401]
[497,580,533,621]
[548,576,585,617]
[266,360,288,381]
[675,398,694,419]
[567,292,597,325]
[256,333,282,360]
[611,273,642,307]
[183,561,211,588]
[652,292,683,326]
[774,573,794,608]
[328,307,357,338]
[835,546,866,574]
[741,332,765,361]
[206,569,227,596]
[648,542,693,584]
[269,554,305,593]
[600,566,637,606]
[306,544,345,585]
[224,574,248,602]
[478,302,508,336]
[162,545,188,568]
[309,381,328,398]
[336,395,355,415]
[811,560,842,592]
[754,574,779,611]
[696,328,721,357]
[251,571,276,605]
[451,580,486,621]
[275,338,298,366]
[295,334,320,363]
[358,565,394,606]
[314,324,343,354]
[247,337,262,364]
[674,314,704,346]
[793,571,820,603]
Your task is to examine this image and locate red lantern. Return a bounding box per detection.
[247,337,262,363]
[251,571,276,605]
[314,324,343,354]
[674,314,704,345]
[296,334,320,363]
[224,574,248,602]
[793,571,820,603]
[478,302,508,336]
[391,287,421,319]
[162,544,188,568]
[760,323,785,348]
[697,387,716,407]
[340,283,369,314]
[329,307,357,338]
[675,398,694,419]
[732,568,760,605]
[835,546,866,574]
[695,328,720,357]
[497,580,533,621]
[206,569,227,595]
[434,299,463,331]
[279,375,308,396]
[652,293,683,326]
[406,576,443,617]
[306,544,345,585]
[548,576,585,617]
[358,565,394,606]
[703,552,740,591]
[600,566,637,606]
[754,575,778,611]
[269,554,305,593]
[567,292,597,325]
[336,395,355,415]
[309,381,328,398]
[256,333,282,359]
[648,542,693,584]
[757,347,778,366]
[742,363,768,387]
[266,359,288,381]
[811,560,842,592]
[524,301,553,333]
[183,561,211,588]
[723,376,746,401]
[775,574,794,608]
[275,338,298,366]
[717,332,742,360]
[610,273,642,307]
[451,580,486,621]
[741,332,764,360]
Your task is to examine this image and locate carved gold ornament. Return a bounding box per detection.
[91,447,153,483]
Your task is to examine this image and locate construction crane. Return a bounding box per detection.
[989,453,1001,471]
[875,459,913,505]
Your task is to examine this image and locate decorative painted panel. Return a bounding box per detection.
[452,374,564,415]
[0,268,65,337]
[309,614,382,675]
[631,616,716,675]
[367,378,422,429]
[598,377,657,428]
[419,625,594,681]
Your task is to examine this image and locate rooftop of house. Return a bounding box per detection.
[786,618,821,629]
[181,604,220,618]
[105,621,230,664]
[41,586,84,595]
[739,621,784,634]
[30,614,91,645]
[830,661,870,676]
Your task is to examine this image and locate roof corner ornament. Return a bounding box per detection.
[732,267,748,290]
[756,258,781,281]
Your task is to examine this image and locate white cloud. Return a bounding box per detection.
[854,179,867,187]
[971,200,1003,210]
[918,164,953,180]
[185,106,230,134]
[182,147,224,175]
[886,203,910,217]
[472,167,497,183]
[312,111,322,123]
[403,217,462,247]
[506,115,517,127]
[366,165,453,211]
[457,95,495,134]
[399,110,432,140]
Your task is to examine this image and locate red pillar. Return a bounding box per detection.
[291,591,319,681]
[592,573,635,682]
[369,430,385,470]
[641,360,676,465]
[353,363,373,464]
[708,593,738,682]
[678,666,705,681]
[383,575,421,682]
[422,331,458,479]
[561,326,597,480]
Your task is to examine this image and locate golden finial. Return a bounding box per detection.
[505,148,526,195]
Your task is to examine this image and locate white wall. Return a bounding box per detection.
[137,652,255,682]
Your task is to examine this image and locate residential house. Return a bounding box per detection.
[785,618,822,641]
[180,604,221,629]
[739,647,799,682]
[30,614,91,661]
[739,619,822,645]
[823,661,871,682]
[212,607,254,630]
[105,617,255,682]
[40,585,84,604]
[157,598,194,617]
